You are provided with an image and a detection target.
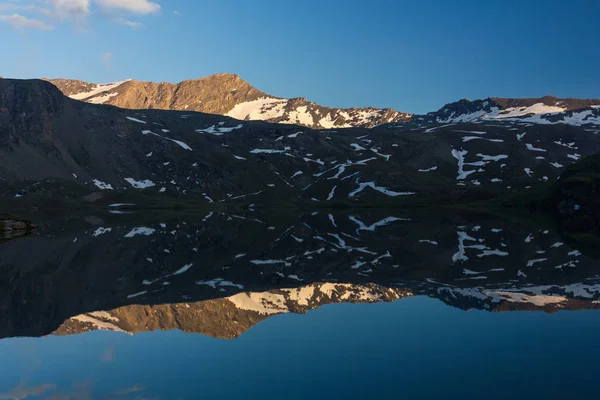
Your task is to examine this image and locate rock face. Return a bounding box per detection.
[3,78,600,205]
[51,74,265,115]
[48,74,411,129]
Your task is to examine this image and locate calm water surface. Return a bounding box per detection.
[2,298,600,399]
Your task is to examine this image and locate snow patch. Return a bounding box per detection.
[126,116,146,124]
[141,130,192,151]
[124,227,155,238]
[69,80,130,101]
[348,180,415,198]
[196,124,243,136]
[124,178,155,189]
[92,179,113,190]
[92,227,112,237]
[226,97,288,121]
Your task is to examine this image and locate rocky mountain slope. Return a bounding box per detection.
[48,74,411,129]
[2,78,600,206]
[1,210,599,339]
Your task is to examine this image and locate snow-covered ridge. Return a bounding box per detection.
[224,94,600,129]
[226,97,409,129]
[418,98,600,127]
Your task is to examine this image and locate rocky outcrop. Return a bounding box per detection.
[0,218,33,240]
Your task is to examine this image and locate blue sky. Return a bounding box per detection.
[0,0,599,114]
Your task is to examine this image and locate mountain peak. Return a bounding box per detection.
[212,72,241,79]
[186,73,247,86]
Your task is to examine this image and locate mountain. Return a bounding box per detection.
[2,78,600,207]
[47,73,412,129]
[410,96,600,126]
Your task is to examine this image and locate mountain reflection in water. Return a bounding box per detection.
[0,210,599,399]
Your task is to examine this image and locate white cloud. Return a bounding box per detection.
[173,9,180,16]
[0,2,38,12]
[0,12,53,30]
[95,0,160,15]
[0,0,160,30]
[101,51,112,67]
[48,0,90,20]
[114,16,142,28]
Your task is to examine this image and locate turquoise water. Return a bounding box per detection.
[2,296,599,400]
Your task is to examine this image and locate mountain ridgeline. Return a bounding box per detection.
[48,74,411,129]
[47,74,600,129]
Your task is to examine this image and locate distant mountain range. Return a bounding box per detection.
[47,73,600,128]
